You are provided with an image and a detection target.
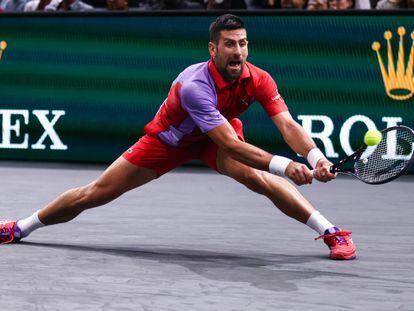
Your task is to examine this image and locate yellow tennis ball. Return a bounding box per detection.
[364,130,382,146]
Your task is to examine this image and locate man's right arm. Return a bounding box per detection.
[180,79,311,185]
[207,121,313,185]
[207,121,273,171]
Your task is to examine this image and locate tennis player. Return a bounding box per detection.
[0,14,356,260]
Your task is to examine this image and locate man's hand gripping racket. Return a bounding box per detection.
[311,126,414,185]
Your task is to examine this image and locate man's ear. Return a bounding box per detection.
[208,42,217,58]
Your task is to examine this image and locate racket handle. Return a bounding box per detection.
[310,166,337,183]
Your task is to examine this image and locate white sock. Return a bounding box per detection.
[16,210,45,238]
[306,211,335,235]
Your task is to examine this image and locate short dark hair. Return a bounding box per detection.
[209,14,245,44]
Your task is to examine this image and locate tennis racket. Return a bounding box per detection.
[312,125,414,185]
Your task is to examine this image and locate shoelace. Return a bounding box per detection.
[315,230,352,245]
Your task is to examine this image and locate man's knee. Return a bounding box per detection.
[242,169,269,194]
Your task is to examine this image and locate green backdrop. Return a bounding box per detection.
[0,13,413,170]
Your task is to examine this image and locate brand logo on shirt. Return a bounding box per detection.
[239,98,249,106]
[372,27,414,101]
[271,94,281,102]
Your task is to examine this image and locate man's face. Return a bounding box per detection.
[208,29,248,82]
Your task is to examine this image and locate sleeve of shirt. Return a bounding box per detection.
[255,71,288,117]
[180,81,226,133]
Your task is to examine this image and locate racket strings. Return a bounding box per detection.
[355,129,414,183]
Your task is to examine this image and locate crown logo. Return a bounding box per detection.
[372,27,414,101]
[0,41,6,60]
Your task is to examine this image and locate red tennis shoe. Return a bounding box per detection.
[0,220,20,244]
[316,228,356,260]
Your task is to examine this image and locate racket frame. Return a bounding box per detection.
[330,125,414,185]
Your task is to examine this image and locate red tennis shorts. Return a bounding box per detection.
[122,118,244,177]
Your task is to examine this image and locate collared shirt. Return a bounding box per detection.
[144,60,288,147]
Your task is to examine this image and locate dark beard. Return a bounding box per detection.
[218,65,243,82]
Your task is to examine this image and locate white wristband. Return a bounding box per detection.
[307,148,326,168]
[269,155,292,176]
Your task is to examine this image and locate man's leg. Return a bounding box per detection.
[38,156,156,225]
[216,149,315,223]
[1,157,156,243]
[1,133,199,244]
[215,148,356,260]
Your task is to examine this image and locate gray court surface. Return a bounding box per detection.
[1,161,413,311]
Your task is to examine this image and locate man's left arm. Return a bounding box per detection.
[271,111,336,182]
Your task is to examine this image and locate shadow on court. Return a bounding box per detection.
[20,241,359,293]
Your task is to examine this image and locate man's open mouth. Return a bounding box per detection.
[228,60,242,70]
